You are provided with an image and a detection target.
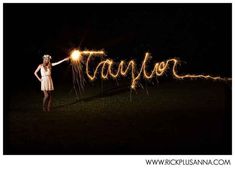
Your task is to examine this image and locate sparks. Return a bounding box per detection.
[84,51,231,89]
[69,49,105,99]
[69,49,231,90]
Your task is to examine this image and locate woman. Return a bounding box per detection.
[34,54,70,112]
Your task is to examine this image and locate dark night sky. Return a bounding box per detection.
[4,3,232,91]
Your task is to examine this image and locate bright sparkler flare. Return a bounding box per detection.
[70,50,81,62]
[70,50,232,90]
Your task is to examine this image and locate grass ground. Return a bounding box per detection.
[4,79,232,154]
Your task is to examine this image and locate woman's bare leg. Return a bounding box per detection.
[43,91,49,112]
[47,91,52,112]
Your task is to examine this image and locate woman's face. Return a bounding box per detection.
[43,58,50,64]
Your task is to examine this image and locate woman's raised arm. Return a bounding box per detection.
[52,57,70,66]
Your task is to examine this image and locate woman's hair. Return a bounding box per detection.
[42,55,52,71]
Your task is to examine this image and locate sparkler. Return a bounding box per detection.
[70,50,231,93]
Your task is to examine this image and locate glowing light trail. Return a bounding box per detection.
[70,50,231,90]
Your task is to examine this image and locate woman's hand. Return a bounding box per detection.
[37,77,41,82]
[64,57,70,61]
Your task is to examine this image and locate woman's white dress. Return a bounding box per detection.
[40,65,54,91]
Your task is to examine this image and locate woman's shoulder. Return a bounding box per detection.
[38,64,43,68]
